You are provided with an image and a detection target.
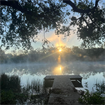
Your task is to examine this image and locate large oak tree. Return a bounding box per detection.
[63,0,105,47]
[0,0,105,49]
[0,0,66,49]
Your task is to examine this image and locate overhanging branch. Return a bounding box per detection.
[63,0,100,13]
[0,1,42,18]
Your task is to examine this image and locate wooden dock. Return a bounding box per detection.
[44,75,83,105]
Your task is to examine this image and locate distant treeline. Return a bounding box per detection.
[0,46,105,63]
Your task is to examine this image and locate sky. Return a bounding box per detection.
[4,29,82,54]
[32,29,82,49]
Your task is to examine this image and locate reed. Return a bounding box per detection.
[0,73,44,104]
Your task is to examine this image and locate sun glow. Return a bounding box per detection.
[59,48,62,52]
[60,67,61,71]
[53,65,63,75]
[56,43,64,53]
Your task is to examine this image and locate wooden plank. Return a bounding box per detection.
[47,75,82,105]
[48,93,81,105]
[44,75,82,80]
[52,76,74,90]
[44,75,82,89]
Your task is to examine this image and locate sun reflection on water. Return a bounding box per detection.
[53,65,63,75]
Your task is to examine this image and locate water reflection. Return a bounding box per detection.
[0,61,105,92]
[81,72,105,92]
[52,65,63,75]
[58,56,61,63]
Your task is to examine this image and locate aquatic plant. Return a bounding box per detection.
[78,81,105,104]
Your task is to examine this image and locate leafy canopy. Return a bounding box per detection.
[61,0,105,47]
[0,0,105,49]
[0,0,66,49]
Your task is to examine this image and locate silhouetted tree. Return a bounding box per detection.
[0,0,105,49]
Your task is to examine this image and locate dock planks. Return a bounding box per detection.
[45,75,82,105]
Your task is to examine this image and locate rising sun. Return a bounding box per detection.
[59,48,62,52]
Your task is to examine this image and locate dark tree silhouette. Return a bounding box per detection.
[0,0,105,49]
[0,0,66,49]
[61,0,105,47]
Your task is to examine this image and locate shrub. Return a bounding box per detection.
[1,90,16,104]
[0,74,21,104]
[78,90,105,104]
[0,74,21,93]
[0,74,44,104]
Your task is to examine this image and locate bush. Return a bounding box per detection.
[78,90,105,104]
[0,74,44,104]
[0,74,21,93]
[1,90,16,104]
[0,74,21,104]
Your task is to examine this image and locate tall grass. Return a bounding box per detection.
[22,78,43,96]
[0,73,45,105]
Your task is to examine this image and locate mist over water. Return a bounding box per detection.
[0,61,105,92]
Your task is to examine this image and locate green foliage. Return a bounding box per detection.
[70,1,105,47]
[0,48,6,63]
[78,90,105,104]
[1,90,16,104]
[0,74,21,93]
[57,0,105,47]
[79,82,105,105]
[79,81,105,104]
[1,0,105,49]
[0,73,44,104]
[15,92,29,104]
[0,0,66,49]
[0,74,22,104]
[95,81,105,94]
[1,89,29,104]
[30,94,43,104]
[0,47,105,63]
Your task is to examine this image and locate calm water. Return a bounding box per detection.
[0,61,105,92]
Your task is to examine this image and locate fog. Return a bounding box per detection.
[0,61,105,92]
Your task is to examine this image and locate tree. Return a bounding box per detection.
[0,48,6,63]
[0,0,105,49]
[60,0,105,47]
[0,0,66,49]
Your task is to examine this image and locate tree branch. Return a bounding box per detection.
[95,0,100,8]
[1,1,25,13]
[0,1,40,17]
[63,0,100,13]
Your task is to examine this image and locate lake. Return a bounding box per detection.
[0,61,105,92]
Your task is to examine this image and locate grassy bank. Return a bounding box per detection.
[0,74,47,105]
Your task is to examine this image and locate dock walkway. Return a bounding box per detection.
[44,75,82,105]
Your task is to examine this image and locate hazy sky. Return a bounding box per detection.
[31,29,82,49]
[4,29,82,54]
[29,3,83,50]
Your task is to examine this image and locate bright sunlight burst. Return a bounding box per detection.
[60,66,61,71]
[56,43,64,53]
[58,48,62,52]
[59,48,62,52]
